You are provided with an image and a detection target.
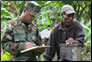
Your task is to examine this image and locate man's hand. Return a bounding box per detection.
[65,37,79,45]
[25,42,35,49]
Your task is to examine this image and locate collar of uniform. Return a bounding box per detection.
[17,16,23,26]
[17,16,33,28]
[58,20,74,31]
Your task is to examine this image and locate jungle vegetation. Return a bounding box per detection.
[1,1,91,61]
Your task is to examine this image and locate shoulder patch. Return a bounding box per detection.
[8,18,17,26]
[7,18,18,29]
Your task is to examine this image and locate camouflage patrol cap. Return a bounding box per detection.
[61,5,76,14]
[25,1,41,17]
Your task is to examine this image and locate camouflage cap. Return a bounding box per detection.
[25,1,41,17]
[61,5,76,14]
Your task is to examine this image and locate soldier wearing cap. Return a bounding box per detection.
[1,1,42,61]
[44,5,85,61]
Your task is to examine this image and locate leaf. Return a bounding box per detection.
[36,1,45,7]
[44,9,51,25]
[85,19,91,27]
[18,1,26,14]
[84,40,91,47]
[1,8,11,16]
[81,23,90,31]
[1,8,15,20]
[1,51,11,61]
[80,17,85,24]
[1,16,7,22]
[1,22,7,40]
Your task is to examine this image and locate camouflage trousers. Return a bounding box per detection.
[11,52,37,61]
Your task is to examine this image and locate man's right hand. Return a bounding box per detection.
[65,37,79,45]
[25,42,35,49]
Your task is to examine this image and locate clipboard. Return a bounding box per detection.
[20,46,50,53]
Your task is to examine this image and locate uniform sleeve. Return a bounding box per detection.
[75,21,85,47]
[32,24,42,45]
[36,29,42,45]
[44,30,56,61]
[1,22,26,55]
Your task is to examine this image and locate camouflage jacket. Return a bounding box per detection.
[1,16,41,55]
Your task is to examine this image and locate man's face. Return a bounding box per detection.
[22,8,35,24]
[62,13,74,26]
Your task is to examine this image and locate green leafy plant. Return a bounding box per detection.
[1,50,11,61]
[1,1,91,61]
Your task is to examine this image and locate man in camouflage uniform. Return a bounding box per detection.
[1,1,42,61]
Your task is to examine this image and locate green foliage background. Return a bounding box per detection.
[1,1,91,61]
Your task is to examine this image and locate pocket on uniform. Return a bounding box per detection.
[13,28,26,42]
